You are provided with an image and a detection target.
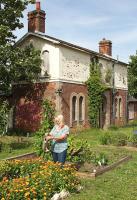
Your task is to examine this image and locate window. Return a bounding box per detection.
[72,96,77,121]
[70,93,85,126]
[128,103,134,120]
[79,96,84,121]
[119,98,122,118]
[41,50,49,76]
[115,97,122,119]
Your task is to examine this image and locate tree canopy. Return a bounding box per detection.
[0,0,41,94]
[128,53,137,98]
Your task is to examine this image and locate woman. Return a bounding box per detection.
[46,114,69,164]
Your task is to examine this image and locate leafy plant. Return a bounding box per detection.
[86,57,106,127]
[0,100,10,135]
[92,153,108,166]
[34,99,55,156]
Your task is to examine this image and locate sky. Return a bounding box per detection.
[15,0,137,63]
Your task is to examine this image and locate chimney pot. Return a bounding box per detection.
[36,1,40,11]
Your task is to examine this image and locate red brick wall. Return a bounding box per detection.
[111,89,128,126]
[61,82,89,127]
[13,82,56,132]
[12,81,128,132]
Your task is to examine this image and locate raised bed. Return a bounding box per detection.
[77,155,132,179]
[4,152,37,161]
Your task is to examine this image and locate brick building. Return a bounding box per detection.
[12,2,128,131]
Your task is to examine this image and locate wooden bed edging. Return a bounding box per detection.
[4,152,37,161]
[77,155,132,179]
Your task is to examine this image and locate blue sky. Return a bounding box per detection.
[15,0,137,63]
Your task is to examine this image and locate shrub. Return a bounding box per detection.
[100,131,127,146]
[99,132,112,145]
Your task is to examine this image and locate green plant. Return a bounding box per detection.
[34,99,55,156]
[86,57,106,127]
[0,100,10,135]
[92,152,108,166]
[99,132,112,145]
[108,125,119,130]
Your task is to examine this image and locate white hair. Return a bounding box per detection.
[55,114,64,124]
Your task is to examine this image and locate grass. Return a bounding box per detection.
[67,127,137,200]
[0,146,34,160]
[0,136,34,160]
[1,127,137,199]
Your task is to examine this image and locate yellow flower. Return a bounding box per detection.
[24,192,30,197]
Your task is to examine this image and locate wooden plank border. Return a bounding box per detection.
[77,155,132,179]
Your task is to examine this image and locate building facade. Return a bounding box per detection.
[12,2,128,131]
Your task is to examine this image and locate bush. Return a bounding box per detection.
[99,132,112,145]
[111,133,128,146]
[100,131,127,146]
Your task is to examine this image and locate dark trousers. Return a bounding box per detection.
[52,149,67,164]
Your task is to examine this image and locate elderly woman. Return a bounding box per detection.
[46,114,69,164]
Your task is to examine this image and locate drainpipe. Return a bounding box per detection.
[112,62,115,125]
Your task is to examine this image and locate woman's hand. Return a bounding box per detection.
[46,135,54,140]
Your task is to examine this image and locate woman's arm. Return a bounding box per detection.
[53,133,68,142]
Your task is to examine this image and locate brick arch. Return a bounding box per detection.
[77,93,86,124]
[70,92,86,127]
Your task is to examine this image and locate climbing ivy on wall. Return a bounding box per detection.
[86,57,106,127]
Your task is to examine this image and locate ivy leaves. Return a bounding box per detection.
[128,54,137,98]
[86,58,106,127]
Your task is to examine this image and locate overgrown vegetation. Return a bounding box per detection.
[128,52,137,98]
[34,99,55,156]
[0,100,9,135]
[86,57,106,127]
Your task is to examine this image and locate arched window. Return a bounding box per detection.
[70,93,85,127]
[72,96,77,121]
[115,97,122,119]
[41,50,49,76]
[119,98,122,118]
[79,96,84,121]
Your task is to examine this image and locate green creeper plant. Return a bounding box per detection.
[34,99,55,156]
[86,57,106,127]
[128,53,137,98]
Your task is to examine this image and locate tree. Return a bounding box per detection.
[0,0,41,134]
[128,53,137,98]
[0,0,41,94]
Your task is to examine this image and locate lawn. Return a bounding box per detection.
[67,127,137,200]
[0,136,34,160]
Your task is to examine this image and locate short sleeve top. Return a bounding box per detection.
[50,125,69,153]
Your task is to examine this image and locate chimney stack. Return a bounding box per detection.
[28,1,46,33]
[99,38,112,56]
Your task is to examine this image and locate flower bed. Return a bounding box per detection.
[0,159,80,200]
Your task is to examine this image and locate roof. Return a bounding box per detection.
[16,32,128,66]
[128,96,137,102]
